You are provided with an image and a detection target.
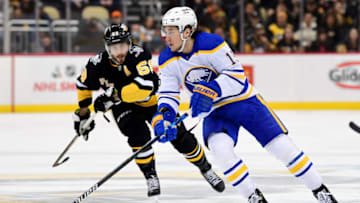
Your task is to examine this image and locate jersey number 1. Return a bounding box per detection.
[226,52,236,65]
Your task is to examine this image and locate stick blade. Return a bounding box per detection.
[52,157,70,167]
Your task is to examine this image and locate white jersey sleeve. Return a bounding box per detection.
[157,51,181,113]
[210,42,251,103]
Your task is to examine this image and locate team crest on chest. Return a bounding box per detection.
[184,66,217,92]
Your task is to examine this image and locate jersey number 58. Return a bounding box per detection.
[136,60,153,76]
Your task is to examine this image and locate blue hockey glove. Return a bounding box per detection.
[190,81,221,118]
[151,105,177,143]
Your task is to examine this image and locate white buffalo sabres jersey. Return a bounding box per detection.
[157,32,257,113]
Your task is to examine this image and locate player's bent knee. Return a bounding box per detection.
[208,132,234,151]
[208,132,238,170]
[264,134,301,164]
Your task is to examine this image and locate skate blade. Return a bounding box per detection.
[149,195,159,203]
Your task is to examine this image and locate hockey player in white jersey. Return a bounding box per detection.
[151,6,338,203]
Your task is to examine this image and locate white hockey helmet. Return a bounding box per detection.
[162,6,198,52]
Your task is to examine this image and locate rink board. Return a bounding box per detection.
[0,56,11,112]
[1,53,360,112]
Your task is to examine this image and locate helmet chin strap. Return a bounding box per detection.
[106,46,120,65]
[177,31,191,53]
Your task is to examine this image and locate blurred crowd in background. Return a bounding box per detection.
[2,0,360,53]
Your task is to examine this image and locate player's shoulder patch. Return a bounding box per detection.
[129,45,145,58]
[89,52,104,66]
[159,47,179,69]
[195,32,225,52]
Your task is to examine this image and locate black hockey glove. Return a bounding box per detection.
[73,108,95,141]
[94,87,121,112]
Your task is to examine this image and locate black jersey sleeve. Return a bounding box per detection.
[76,52,103,107]
[119,47,158,103]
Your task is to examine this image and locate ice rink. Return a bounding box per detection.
[1,110,360,203]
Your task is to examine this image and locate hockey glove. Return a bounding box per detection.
[94,87,121,112]
[190,81,221,118]
[73,108,95,141]
[151,105,177,143]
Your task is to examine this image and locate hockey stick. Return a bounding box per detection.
[72,112,189,203]
[52,135,78,167]
[52,112,99,167]
[349,121,360,133]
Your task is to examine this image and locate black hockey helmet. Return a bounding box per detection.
[104,24,131,45]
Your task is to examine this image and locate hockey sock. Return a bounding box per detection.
[171,123,211,172]
[265,134,323,190]
[208,132,257,198]
[183,142,211,172]
[132,145,157,178]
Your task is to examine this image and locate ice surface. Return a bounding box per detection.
[0,110,359,203]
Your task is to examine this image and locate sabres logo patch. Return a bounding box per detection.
[184,66,217,92]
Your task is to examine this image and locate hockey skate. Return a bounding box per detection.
[146,175,160,197]
[248,189,268,203]
[201,169,225,192]
[313,185,338,203]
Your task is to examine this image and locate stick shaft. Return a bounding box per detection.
[73,113,188,203]
[350,121,360,133]
[52,135,78,167]
[73,137,161,203]
[53,112,98,167]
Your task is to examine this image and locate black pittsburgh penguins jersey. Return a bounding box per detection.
[76,45,159,108]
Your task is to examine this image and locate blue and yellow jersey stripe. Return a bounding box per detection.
[224,159,250,187]
[158,94,180,105]
[159,56,181,69]
[287,152,313,177]
[193,41,226,55]
[158,32,226,70]
[222,69,247,83]
[213,84,254,107]
[257,95,288,134]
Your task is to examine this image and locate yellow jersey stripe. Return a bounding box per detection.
[227,164,248,182]
[289,156,310,174]
[132,146,142,150]
[214,85,253,107]
[185,143,199,156]
[159,56,181,69]
[195,42,226,54]
[187,147,204,162]
[135,156,154,164]
[257,95,287,133]
[228,74,246,80]
[77,90,93,103]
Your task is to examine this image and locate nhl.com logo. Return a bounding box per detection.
[329,62,360,89]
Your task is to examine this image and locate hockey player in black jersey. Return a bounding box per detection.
[72,24,225,199]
